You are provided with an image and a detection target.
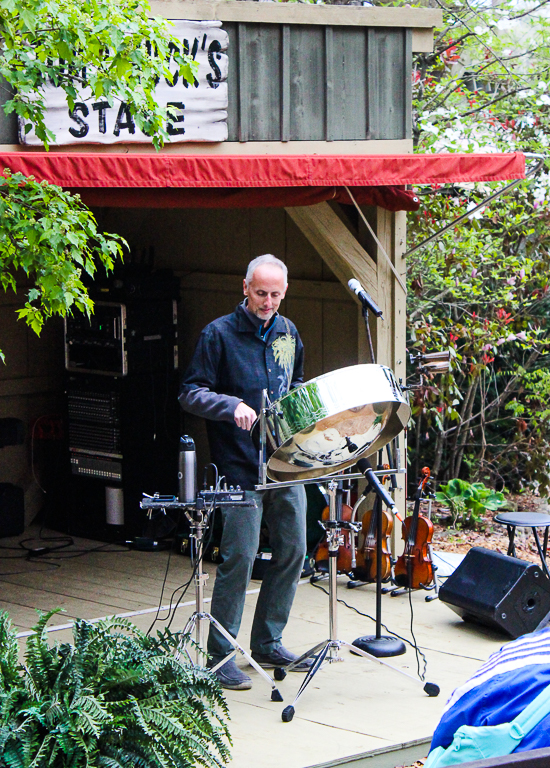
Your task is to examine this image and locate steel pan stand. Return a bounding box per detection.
[278,479,439,722]
[141,494,283,702]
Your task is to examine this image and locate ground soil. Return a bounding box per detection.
[428,492,550,565]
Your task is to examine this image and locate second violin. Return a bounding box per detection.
[394,467,434,590]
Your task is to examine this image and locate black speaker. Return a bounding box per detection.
[439,547,550,639]
[0,483,25,538]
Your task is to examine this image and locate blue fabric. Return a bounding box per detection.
[179,302,304,489]
[430,629,550,756]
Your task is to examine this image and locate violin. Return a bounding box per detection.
[393,466,434,589]
[358,512,393,582]
[352,467,393,582]
[315,490,358,574]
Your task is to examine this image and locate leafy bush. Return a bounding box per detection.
[0,610,230,768]
[436,479,506,529]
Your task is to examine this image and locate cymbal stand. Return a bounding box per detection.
[278,478,439,723]
[140,494,283,703]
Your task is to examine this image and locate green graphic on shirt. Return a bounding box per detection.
[272,333,296,374]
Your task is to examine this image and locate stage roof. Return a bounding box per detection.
[0,151,525,212]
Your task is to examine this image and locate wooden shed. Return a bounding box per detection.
[0,0,522,539]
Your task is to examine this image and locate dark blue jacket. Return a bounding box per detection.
[179,302,304,489]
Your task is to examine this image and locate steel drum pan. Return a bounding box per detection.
[252,364,410,482]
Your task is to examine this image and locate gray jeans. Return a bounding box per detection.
[207,484,307,659]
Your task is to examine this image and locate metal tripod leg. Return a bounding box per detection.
[340,641,437,695]
[282,641,332,722]
[176,611,283,702]
[281,482,440,722]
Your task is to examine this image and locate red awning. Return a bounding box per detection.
[0,151,525,212]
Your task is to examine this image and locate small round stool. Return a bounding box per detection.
[494,512,550,579]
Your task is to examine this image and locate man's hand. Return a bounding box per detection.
[234,402,257,431]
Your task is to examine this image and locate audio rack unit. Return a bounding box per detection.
[61,267,181,542]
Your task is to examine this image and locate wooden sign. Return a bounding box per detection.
[20,20,229,145]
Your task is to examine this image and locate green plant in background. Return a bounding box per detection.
[436,479,506,529]
[0,0,198,362]
[0,610,230,768]
[406,0,550,493]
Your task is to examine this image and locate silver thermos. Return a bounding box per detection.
[178,435,197,503]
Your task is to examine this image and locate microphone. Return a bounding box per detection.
[178,435,197,503]
[348,279,383,318]
[356,457,396,510]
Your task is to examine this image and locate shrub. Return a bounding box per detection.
[435,479,506,529]
[0,610,230,768]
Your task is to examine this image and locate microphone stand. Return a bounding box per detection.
[352,455,405,656]
[349,291,406,656]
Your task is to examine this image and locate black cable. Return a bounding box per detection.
[27,542,132,560]
[165,497,218,632]
[309,581,428,681]
[407,581,427,681]
[148,474,221,635]
[146,510,181,635]
[19,537,74,554]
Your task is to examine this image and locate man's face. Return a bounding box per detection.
[243,264,287,325]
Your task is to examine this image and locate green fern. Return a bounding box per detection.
[0,611,231,768]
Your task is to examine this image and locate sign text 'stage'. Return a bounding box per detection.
[20,20,229,145]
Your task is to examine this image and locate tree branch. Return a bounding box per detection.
[442,349,541,436]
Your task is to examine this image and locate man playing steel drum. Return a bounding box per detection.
[179,254,311,690]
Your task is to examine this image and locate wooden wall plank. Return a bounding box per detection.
[178,272,351,302]
[404,29,413,140]
[374,207,393,368]
[325,26,334,141]
[249,208,286,257]
[366,28,378,140]
[285,297,323,381]
[322,299,358,373]
[380,29,406,140]
[237,23,249,141]
[225,23,239,141]
[332,27,368,141]
[241,24,282,142]
[289,26,326,141]
[281,25,291,142]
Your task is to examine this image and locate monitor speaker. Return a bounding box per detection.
[439,546,550,639]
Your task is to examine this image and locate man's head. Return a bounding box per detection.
[243,254,288,325]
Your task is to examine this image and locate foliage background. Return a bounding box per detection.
[407,0,550,496]
[0,0,196,360]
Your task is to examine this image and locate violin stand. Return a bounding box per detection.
[277,477,440,723]
[140,495,283,703]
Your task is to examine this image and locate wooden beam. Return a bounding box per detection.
[150,1,442,31]
[284,202,378,302]
[0,139,414,155]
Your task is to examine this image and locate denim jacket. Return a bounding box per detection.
[179,302,304,489]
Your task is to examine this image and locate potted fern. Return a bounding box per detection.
[0,609,230,767]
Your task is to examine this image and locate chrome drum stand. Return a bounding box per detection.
[257,478,440,722]
[140,493,283,702]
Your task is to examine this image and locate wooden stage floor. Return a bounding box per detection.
[0,527,509,768]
